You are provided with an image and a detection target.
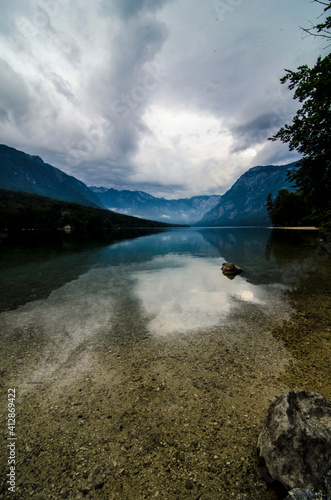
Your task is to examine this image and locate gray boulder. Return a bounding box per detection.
[258,391,331,495]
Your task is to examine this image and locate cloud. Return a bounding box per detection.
[101,0,173,20]
[253,140,301,167]
[0,59,31,125]
[45,68,76,102]
[230,112,285,154]
[0,0,326,197]
[86,14,169,162]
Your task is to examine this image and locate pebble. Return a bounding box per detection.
[94,482,105,490]
[185,479,193,490]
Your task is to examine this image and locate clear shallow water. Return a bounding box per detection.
[0,227,326,499]
[0,227,319,333]
[0,227,319,380]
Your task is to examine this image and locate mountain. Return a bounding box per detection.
[196,162,298,227]
[0,144,299,227]
[0,189,174,233]
[89,186,221,225]
[0,144,104,209]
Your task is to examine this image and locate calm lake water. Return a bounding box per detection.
[0,227,322,388]
[0,227,327,499]
[0,227,320,318]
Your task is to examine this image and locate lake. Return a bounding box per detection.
[0,227,329,499]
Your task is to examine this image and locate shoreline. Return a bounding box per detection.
[266,226,319,230]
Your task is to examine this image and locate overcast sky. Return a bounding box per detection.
[0,0,327,198]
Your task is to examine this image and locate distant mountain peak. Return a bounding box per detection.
[89,186,222,225]
[28,155,44,165]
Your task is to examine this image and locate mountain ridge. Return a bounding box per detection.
[0,144,299,227]
[0,144,104,209]
[196,162,298,227]
[89,186,222,225]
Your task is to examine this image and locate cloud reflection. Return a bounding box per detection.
[133,255,264,335]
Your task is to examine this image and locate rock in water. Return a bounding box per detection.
[221,262,243,277]
[258,391,331,494]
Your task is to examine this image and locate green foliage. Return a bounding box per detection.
[266,189,310,227]
[270,54,331,208]
[0,189,174,233]
[269,2,331,231]
[316,208,331,235]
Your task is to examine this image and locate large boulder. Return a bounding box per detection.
[258,391,331,495]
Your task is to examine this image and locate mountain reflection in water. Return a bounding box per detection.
[0,227,319,339]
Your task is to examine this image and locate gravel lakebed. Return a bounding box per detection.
[1,268,330,500]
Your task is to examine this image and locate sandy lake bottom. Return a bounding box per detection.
[0,228,330,499]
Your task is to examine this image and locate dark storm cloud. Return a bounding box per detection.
[74,159,137,188]
[52,77,75,101]
[230,112,286,154]
[254,141,301,168]
[0,0,326,197]
[0,0,170,183]
[86,9,169,163]
[0,108,9,123]
[155,0,324,166]
[89,173,187,196]
[100,0,172,20]
[0,59,31,124]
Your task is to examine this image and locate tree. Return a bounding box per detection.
[269,2,331,215]
[270,54,331,209]
[301,0,331,46]
[266,189,309,227]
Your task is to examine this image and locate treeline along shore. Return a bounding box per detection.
[0,189,179,237]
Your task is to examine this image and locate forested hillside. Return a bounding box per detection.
[0,189,173,234]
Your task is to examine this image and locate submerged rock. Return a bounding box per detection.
[221,262,243,278]
[285,488,319,499]
[258,390,331,495]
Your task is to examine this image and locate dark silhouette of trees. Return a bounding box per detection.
[0,189,172,233]
[266,190,310,227]
[268,1,331,231]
